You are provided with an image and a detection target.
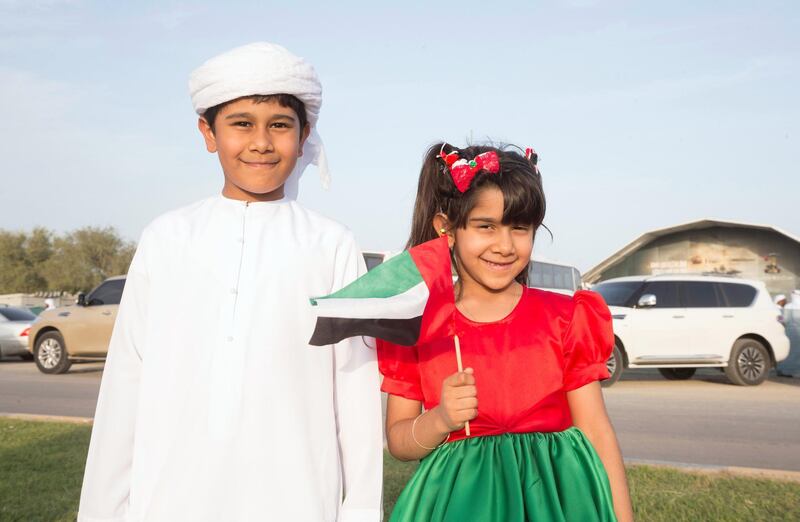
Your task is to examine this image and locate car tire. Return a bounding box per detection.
[602,342,624,387]
[724,338,770,386]
[658,368,696,380]
[34,331,72,374]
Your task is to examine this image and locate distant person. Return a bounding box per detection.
[778,290,800,378]
[43,298,56,310]
[380,143,633,521]
[78,43,382,521]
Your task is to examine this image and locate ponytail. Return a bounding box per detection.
[405,143,458,249]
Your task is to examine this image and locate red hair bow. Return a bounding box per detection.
[439,149,500,193]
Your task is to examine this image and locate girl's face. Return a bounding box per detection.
[450,187,534,296]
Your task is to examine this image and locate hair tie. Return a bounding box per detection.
[525,147,541,175]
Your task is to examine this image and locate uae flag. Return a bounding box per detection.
[309,236,456,346]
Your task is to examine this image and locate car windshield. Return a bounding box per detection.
[592,281,643,307]
[0,307,37,321]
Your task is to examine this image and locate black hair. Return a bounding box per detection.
[202,93,308,133]
[406,142,548,285]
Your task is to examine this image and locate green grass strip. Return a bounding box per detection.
[2,418,799,521]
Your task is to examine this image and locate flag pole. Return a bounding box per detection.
[453,335,471,436]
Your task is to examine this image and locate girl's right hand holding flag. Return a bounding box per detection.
[385,368,478,461]
[434,368,478,432]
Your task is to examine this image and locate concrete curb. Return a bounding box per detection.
[625,457,800,483]
[0,412,93,424]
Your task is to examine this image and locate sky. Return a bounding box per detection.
[1,0,798,272]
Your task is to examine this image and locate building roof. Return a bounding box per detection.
[583,218,800,284]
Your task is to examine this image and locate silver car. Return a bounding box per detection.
[0,306,36,360]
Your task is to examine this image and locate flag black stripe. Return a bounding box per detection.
[309,316,423,347]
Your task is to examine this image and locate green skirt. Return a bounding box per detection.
[389,428,617,522]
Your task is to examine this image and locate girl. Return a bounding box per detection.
[380,143,634,521]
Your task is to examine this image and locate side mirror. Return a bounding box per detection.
[637,294,657,308]
[77,293,86,306]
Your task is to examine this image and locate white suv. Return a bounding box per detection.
[592,275,789,386]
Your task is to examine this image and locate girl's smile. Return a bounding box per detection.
[480,258,518,271]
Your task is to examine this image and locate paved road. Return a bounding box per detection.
[604,369,800,471]
[0,359,104,418]
[2,359,799,471]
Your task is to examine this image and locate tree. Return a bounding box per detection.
[43,227,135,293]
[0,227,135,294]
[0,229,49,293]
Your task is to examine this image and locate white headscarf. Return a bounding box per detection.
[189,42,329,199]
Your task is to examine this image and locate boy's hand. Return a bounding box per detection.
[433,368,478,432]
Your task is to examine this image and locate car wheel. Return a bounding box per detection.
[658,368,697,380]
[724,338,769,386]
[602,342,624,387]
[34,331,72,374]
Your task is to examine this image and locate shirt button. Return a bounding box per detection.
[226,336,234,342]
[230,288,238,294]
[236,237,244,243]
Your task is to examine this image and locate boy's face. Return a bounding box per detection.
[198,98,311,202]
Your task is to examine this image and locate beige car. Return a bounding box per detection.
[27,276,125,374]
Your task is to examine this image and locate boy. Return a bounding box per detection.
[78,42,383,522]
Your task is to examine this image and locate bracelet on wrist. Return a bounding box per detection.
[411,409,450,451]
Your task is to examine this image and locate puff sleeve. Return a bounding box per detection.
[562,290,615,391]
[377,339,424,402]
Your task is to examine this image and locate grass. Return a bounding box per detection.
[2,418,799,521]
[0,419,90,522]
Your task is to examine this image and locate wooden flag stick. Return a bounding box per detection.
[454,335,470,436]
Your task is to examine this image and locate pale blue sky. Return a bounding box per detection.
[1,0,797,271]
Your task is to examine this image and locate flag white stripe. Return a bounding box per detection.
[312,281,429,320]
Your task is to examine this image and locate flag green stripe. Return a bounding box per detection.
[312,251,423,302]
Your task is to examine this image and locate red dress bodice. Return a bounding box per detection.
[378,289,613,442]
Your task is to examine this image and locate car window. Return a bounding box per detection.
[0,307,37,321]
[553,265,571,291]
[529,263,582,292]
[640,281,681,308]
[682,281,721,308]
[719,283,757,307]
[540,263,555,288]
[571,268,581,292]
[592,281,642,307]
[363,254,384,272]
[87,279,126,306]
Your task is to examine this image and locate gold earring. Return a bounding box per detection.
[439,228,446,235]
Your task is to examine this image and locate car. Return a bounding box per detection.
[362,250,400,272]
[27,276,126,374]
[0,306,37,360]
[592,274,790,386]
[528,258,582,295]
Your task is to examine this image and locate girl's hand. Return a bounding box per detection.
[433,368,478,432]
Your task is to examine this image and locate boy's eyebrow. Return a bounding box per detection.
[224,112,255,120]
[223,112,297,122]
[270,113,295,120]
[469,217,500,223]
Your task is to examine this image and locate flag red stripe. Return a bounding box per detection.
[408,236,456,345]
